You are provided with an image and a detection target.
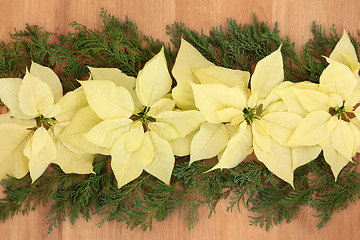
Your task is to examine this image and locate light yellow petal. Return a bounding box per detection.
[148,121,179,141]
[261,101,287,115]
[136,48,172,106]
[252,120,271,153]
[125,121,145,152]
[55,88,88,123]
[0,78,32,119]
[350,120,360,155]
[292,146,322,170]
[327,116,339,132]
[169,131,195,157]
[110,133,153,188]
[190,122,228,164]
[84,118,132,148]
[262,112,303,145]
[253,139,293,187]
[0,120,33,179]
[216,107,243,123]
[210,121,252,170]
[273,87,308,116]
[331,121,355,159]
[344,89,360,108]
[80,80,134,119]
[54,140,94,174]
[57,106,110,155]
[30,62,63,102]
[286,110,332,147]
[319,59,357,99]
[18,69,55,117]
[293,88,329,112]
[172,38,214,109]
[147,98,175,117]
[156,110,205,138]
[329,30,358,64]
[144,132,175,185]
[250,46,284,100]
[321,139,351,181]
[193,65,250,88]
[328,93,344,108]
[191,83,247,123]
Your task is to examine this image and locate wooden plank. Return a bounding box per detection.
[0,0,360,239]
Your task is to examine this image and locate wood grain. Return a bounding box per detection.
[1,0,360,239]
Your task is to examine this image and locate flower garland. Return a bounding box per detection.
[0,11,360,232]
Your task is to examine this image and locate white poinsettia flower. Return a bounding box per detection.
[59,47,204,188]
[0,62,94,182]
[186,43,320,187]
[285,30,360,180]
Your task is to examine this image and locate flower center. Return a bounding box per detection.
[130,107,156,131]
[330,106,354,122]
[243,107,258,124]
[35,115,57,130]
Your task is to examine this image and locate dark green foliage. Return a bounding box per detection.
[0,9,360,233]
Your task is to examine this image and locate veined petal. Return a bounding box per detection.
[54,140,94,174]
[55,88,88,123]
[0,78,32,119]
[169,131,195,157]
[286,110,332,147]
[321,139,351,181]
[136,48,172,106]
[84,118,132,149]
[172,38,214,109]
[250,46,284,100]
[147,98,175,117]
[30,62,63,102]
[57,106,110,155]
[252,120,271,153]
[319,58,357,99]
[125,121,145,152]
[262,112,303,145]
[144,132,175,185]
[254,139,294,187]
[293,88,329,112]
[210,121,252,170]
[81,80,134,119]
[329,30,358,64]
[156,110,205,139]
[292,146,322,170]
[191,83,247,123]
[0,120,34,179]
[345,89,360,108]
[328,93,344,108]
[194,65,250,89]
[148,122,179,141]
[331,121,355,159]
[190,122,228,164]
[216,107,243,124]
[18,69,55,117]
[110,133,153,188]
[350,120,360,155]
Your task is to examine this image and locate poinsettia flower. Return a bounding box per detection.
[0,62,94,182]
[187,45,320,186]
[285,30,360,179]
[59,48,204,188]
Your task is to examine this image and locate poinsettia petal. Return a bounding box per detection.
[252,120,271,153]
[55,88,88,123]
[216,107,243,124]
[293,88,329,112]
[81,80,134,119]
[169,131,195,157]
[321,139,351,181]
[147,98,175,117]
[136,48,172,106]
[57,106,110,155]
[331,121,355,159]
[194,65,250,89]
[156,110,205,138]
[172,38,214,110]
[148,122,179,141]
[254,139,294,187]
[345,89,360,108]
[110,133,153,188]
[125,121,145,152]
[0,78,33,119]
[319,58,357,99]
[85,118,132,148]
[18,69,55,117]
[329,30,358,64]
[292,146,322,170]
[210,121,252,170]
[190,122,228,164]
[250,46,284,100]
[286,110,332,147]
[144,132,175,185]
[30,62,63,102]
[191,83,247,123]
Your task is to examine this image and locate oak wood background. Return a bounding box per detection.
[1,0,360,239]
